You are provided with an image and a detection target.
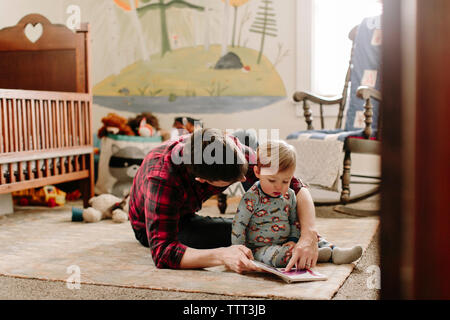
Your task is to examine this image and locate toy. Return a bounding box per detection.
[109,145,145,198]
[128,112,170,140]
[172,116,202,133]
[71,207,84,221]
[128,112,160,135]
[80,194,129,223]
[66,189,82,201]
[138,118,155,137]
[13,185,66,207]
[170,116,203,140]
[98,113,135,138]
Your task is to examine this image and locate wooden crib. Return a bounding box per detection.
[0,14,94,207]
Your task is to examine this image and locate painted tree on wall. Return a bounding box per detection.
[136,0,205,57]
[227,0,249,48]
[249,0,277,64]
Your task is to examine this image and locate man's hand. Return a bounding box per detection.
[219,245,259,274]
[285,231,319,271]
[282,241,297,251]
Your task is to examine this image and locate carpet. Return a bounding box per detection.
[0,208,378,300]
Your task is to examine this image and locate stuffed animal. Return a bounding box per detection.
[138,118,155,137]
[128,112,170,141]
[128,112,160,135]
[82,194,129,223]
[98,113,135,138]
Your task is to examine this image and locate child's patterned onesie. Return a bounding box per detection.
[231,181,333,268]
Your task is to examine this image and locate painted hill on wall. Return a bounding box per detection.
[93,44,286,97]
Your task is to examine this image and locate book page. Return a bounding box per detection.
[251,260,327,282]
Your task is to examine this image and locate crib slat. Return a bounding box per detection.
[8,163,14,183]
[66,100,71,146]
[0,164,5,185]
[81,154,86,170]
[25,99,31,150]
[17,99,27,151]
[60,156,65,175]
[69,100,75,146]
[36,159,42,178]
[38,100,45,149]
[25,100,31,150]
[44,158,50,177]
[51,99,57,149]
[79,101,85,146]
[30,99,37,151]
[53,100,60,149]
[74,100,81,173]
[87,100,92,145]
[17,99,22,152]
[44,100,51,149]
[77,101,83,146]
[0,97,5,153]
[68,100,74,173]
[27,160,32,180]
[62,101,69,147]
[7,99,12,153]
[74,101,79,146]
[23,99,29,150]
[12,99,19,153]
[18,160,24,182]
[37,100,47,150]
[47,100,53,149]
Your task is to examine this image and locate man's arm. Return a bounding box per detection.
[179,245,258,274]
[147,176,259,273]
[180,192,259,273]
[145,177,188,269]
[285,187,319,271]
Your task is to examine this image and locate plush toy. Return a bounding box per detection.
[128,112,160,135]
[138,118,155,137]
[98,113,135,138]
[170,116,203,140]
[128,112,170,141]
[172,116,202,133]
[81,194,129,223]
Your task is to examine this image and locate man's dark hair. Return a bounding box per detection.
[183,128,248,182]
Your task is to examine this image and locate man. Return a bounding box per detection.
[128,128,319,273]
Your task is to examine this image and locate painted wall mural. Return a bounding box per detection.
[88,0,290,113]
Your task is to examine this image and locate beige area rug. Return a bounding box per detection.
[0,207,378,300]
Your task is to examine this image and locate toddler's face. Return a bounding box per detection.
[254,166,295,197]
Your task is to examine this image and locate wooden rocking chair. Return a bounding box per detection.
[287,16,382,209]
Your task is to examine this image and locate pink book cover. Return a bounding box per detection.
[251,260,328,283]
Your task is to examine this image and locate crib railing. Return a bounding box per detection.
[0,88,94,193]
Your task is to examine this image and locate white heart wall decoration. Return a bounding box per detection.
[24,23,43,43]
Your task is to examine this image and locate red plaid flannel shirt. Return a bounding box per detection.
[128,134,305,269]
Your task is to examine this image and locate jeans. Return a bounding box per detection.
[133,214,232,249]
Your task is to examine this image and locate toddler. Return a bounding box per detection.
[231,140,362,268]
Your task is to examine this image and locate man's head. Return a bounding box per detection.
[182,128,248,184]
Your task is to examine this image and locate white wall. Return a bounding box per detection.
[0,0,65,29]
[1,0,380,179]
[1,0,315,138]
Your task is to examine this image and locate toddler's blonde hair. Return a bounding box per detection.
[256,140,296,173]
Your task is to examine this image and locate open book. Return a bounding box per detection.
[251,260,328,283]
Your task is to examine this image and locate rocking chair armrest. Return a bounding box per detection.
[356,86,382,101]
[293,91,343,105]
